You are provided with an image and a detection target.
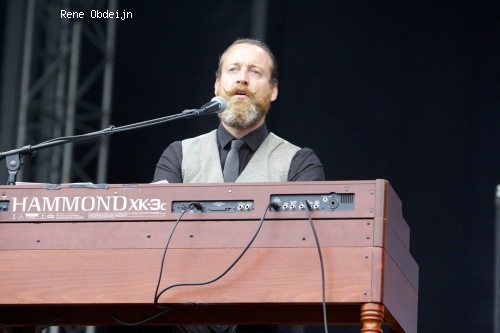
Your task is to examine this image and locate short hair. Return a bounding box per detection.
[215,38,278,86]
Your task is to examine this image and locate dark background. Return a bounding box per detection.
[2,1,500,332]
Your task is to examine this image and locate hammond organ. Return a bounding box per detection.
[0,180,418,333]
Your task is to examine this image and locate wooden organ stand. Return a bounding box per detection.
[0,180,418,333]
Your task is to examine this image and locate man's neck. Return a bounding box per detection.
[221,118,265,139]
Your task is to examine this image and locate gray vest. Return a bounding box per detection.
[181,130,300,183]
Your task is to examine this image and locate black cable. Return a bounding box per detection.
[154,202,274,307]
[33,307,68,333]
[104,202,199,326]
[303,200,329,333]
[154,202,198,308]
[106,304,186,326]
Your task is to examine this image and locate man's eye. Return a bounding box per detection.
[228,67,238,72]
[251,69,260,75]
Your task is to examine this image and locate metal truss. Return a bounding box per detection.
[17,0,117,184]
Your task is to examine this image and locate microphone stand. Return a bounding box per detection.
[0,108,205,185]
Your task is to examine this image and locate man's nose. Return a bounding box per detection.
[235,69,249,85]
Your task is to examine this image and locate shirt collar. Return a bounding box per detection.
[217,122,269,152]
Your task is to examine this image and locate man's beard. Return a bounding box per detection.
[216,84,272,130]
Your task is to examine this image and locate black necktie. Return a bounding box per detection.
[223,140,244,182]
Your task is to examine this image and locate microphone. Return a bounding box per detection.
[195,96,227,116]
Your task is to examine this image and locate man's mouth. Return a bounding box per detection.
[233,90,249,98]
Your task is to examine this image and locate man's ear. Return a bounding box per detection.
[214,78,219,95]
[271,84,278,102]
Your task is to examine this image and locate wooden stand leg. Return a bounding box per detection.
[360,303,385,333]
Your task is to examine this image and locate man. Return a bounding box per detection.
[153,38,324,183]
[152,39,325,333]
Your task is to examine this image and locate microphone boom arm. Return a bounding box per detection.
[0,107,213,185]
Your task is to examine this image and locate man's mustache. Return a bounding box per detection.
[223,85,256,98]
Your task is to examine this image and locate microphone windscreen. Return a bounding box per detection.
[211,96,227,113]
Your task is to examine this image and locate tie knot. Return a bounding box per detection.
[230,139,244,151]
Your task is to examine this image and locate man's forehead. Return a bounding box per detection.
[222,43,271,66]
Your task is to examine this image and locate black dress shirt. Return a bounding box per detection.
[153,122,325,183]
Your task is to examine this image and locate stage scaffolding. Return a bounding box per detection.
[2,0,117,184]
